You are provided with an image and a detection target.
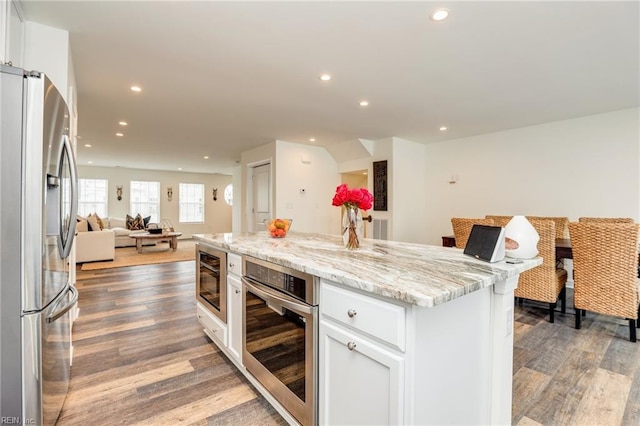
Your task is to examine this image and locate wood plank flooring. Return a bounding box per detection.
[60,261,640,425]
[58,261,286,425]
[513,292,640,426]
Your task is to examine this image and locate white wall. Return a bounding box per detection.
[423,108,640,245]
[392,138,427,244]
[274,140,340,235]
[23,21,70,103]
[77,165,232,237]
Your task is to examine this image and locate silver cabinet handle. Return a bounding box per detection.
[347,309,357,318]
[235,289,240,294]
[347,342,357,351]
[229,262,235,268]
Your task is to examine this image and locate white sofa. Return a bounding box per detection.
[105,217,158,247]
[74,216,157,263]
[75,229,115,263]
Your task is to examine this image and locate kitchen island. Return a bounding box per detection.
[193,231,541,426]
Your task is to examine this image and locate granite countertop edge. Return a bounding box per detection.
[193,232,542,308]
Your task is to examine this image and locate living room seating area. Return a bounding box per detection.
[75,213,154,263]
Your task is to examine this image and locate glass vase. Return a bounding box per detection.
[342,205,363,249]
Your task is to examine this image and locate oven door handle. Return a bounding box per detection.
[242,277,314,315]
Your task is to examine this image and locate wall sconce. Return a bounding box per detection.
[212,188,218,201]
[116,186,123,201]
[167,187,173,201]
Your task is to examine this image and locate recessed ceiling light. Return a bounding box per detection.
[88,161,93,164]
[309,138,316,142]
[115,132,124,137]
[362,172,367,175]
[84,144,92,147]
[359,100,369,107]
[439,126,448,131]
[130,85,142,92]
[430,8,450,21]
[204,156,209,159]
[178,168,182,171]
[319,74,332,81]
[118,121,128,126]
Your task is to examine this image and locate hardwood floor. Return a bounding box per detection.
[513,291,640,426]
[61,261,640,425]
[58,261,286,425]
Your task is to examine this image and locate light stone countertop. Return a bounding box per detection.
[193,232,542,308]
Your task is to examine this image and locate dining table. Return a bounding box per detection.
[441,235,640,264]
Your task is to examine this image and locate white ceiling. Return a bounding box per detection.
[18,1,640,175]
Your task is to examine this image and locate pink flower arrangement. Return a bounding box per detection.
[331,184,373,210]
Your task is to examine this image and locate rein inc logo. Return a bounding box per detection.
[1,418,35,425]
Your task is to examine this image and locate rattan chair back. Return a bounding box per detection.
[450,218,495,249]
[485,215,512,228]
[515,220,567,305]
[526,216,569,239]
[569,222,640,320]
[578,217,635,223]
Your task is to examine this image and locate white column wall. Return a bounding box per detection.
[423,108,640,245]
[392,138,427,244]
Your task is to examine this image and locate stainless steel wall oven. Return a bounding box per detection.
[196,244,227,322]
[242,256,318,426]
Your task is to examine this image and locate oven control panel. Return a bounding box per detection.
[244,258,315,304]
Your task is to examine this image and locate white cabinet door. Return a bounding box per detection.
[319,321,404,425]
[227,274,243,363]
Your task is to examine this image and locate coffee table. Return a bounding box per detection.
[129,231,183,253]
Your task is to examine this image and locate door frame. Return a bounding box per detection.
[246,159,273,233]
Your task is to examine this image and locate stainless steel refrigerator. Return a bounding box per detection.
[1,64,79,425]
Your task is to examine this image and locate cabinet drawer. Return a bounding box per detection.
[321,282,406,351]
[227,253,242,277]
[197,303,227,346]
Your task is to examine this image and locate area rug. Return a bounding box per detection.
[80,239,196,271]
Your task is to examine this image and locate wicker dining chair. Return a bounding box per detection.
[485,215,512,228]
[450,218,495,249]
[527,216,570,239]
[568,222,640,342]
[514,220,568,323]
[578,217,635,223]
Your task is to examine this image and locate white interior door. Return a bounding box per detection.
[251,163,271,231]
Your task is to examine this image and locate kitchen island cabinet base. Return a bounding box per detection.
[320,276,519,426]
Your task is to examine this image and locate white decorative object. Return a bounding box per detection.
[504,215,539,259]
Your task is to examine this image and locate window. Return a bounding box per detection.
[224,184,233,206]
[78,178,108,217]
[179,183,204,223]
[130,181,160,223]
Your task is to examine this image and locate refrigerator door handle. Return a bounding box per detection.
[60,134,78,259]
[47,286,78,323]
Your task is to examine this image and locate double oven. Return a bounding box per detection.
[242,256,318,426]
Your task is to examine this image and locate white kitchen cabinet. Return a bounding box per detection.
[319,279,405,425]
[319,320,404,425]
[227,274,242,364]
[196,302,227,346]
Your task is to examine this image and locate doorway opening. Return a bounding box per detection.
[340,169,370,238]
